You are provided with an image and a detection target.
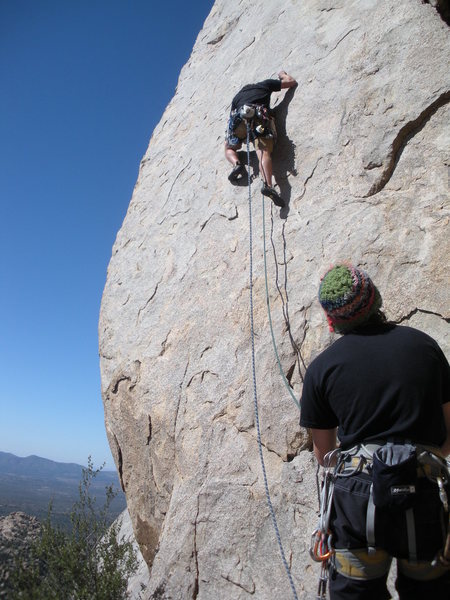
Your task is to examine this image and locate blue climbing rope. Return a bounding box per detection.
[246,124,299,600]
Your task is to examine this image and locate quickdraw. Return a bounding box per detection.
[310,527,333,599]
[310,451,339,599]
[317,562,330,600]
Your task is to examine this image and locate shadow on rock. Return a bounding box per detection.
[273,87,297,215]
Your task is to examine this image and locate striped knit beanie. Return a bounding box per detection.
[319,264,382,333]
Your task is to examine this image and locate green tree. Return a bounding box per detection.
[9,458,138,600]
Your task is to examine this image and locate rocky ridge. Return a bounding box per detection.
[0,512,41,598]
[99,1,450,598]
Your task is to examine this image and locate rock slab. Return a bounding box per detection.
[99,1,450,598]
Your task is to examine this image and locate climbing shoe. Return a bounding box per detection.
[228,162,247,183]
[261,183,284,207]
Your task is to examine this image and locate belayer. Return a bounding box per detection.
[224,71,297,208]
[300,264,450,599]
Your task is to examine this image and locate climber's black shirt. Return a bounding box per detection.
[231,79,281,111]
[300,324,450,449]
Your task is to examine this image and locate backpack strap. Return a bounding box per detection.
[405,508,418,564]
[366,483,376,555]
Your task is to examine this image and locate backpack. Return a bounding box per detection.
[335,443,450,562]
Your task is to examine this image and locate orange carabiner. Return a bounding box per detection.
[310,529,334,562]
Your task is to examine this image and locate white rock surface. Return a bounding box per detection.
[99,1,449,598]
[116,509,149,600]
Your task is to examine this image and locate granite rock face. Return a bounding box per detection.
[116,509,149,600]
[99,1,450,598]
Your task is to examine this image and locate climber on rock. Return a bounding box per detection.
[300,264,450,600]
[224,70,297,208]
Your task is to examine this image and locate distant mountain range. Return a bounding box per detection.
[0,451,126,529]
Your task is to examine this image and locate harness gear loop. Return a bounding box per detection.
[245,123,299,600]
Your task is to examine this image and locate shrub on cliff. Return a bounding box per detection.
[8,458,137,600]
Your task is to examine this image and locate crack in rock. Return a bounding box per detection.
[234,37,256,61]
[136,280,162,325]
[220,573,256,595]
[158,331,171,357]
[200,208,238,231]
[394,307,450,324]
[299,158,321,199]
[111,375,131,395]
[200,346,212,358]
[146,415,152,446]
[163,159,192,209]
[228,424,292,462]
[206,16,241,45]
[186,370,219,387]
[157,207,190,226]
[113,433,125,491]
[325,27,359,57]
[192,496,200,600]
[365,91,450,197]
[174,360,190,438]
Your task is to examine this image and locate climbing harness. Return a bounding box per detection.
[310,443,450,593]
[239,104,256,120]
[245,122,299,600]
[228,103,274,151]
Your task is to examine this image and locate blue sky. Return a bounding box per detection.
[0,0,213,469]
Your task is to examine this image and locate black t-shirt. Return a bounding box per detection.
[300,324,450,449]
[231,79,282,111]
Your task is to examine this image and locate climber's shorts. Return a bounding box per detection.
[254,122,275,153]
[225,115,276,153]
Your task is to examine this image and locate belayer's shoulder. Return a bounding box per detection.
[305,337,344,369]
[393,324,447,353]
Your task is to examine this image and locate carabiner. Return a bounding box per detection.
[310,529,334,562]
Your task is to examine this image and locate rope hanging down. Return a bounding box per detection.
[261,197,300,410]
[245,125,299,600]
